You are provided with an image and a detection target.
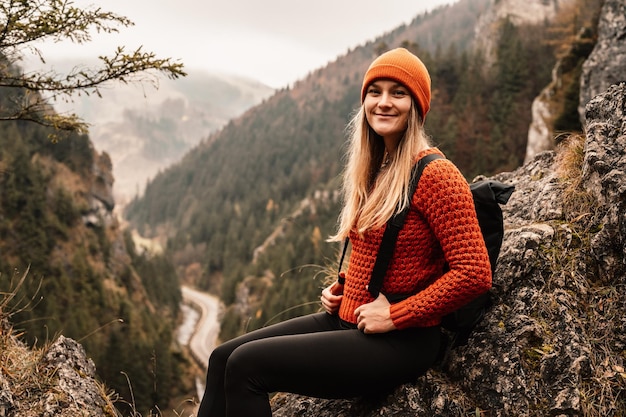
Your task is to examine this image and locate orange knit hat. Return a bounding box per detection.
[361,47,431,121]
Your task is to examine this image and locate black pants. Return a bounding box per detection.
[197,312,441,417]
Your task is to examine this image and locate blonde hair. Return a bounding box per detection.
[329,101,431,241]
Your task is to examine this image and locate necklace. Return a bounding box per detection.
[381,152,391,169]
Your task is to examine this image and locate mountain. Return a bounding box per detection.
[47,63,274,205]
[474,0,577,65]
[0,89,188,414]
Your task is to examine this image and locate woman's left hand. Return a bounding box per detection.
[354,294,397,334]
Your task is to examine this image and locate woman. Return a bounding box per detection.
[197,47,491,417]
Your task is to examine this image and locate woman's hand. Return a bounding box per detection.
[354,293,396,334]
[321,277,344,315]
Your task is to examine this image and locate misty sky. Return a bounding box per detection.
[38,0,455,88]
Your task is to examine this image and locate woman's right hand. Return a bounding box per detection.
[321,275,344,315]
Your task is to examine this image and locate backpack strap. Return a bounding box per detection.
[337,238,349,284]
[368,153,443,297]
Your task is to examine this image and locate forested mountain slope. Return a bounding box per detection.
[0,83,189,414]
[124,0,599,341]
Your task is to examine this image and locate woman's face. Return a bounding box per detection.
[363,79,412,147]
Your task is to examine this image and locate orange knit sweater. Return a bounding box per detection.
[338,148,492,329]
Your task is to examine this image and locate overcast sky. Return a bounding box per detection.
[37,0,455,88]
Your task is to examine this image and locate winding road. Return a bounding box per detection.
[181,286,221,370]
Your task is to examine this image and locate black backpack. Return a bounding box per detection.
[338,153,514,348]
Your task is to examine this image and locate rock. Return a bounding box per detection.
[474,0,575,66]
[0,373,15,417]
[579,0,626,123]
[524,27,595,163]
[525,89,554,163]
[90,151,115,212]
[82,149,116,228]
[38,335,112,417]
[583,82,626,278]
[0,333,117,417]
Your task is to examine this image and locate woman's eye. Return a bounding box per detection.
[367,87,381,95]
[393,89,408,97]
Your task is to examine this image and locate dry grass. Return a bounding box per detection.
[1,274,58,416]
[555,133,597,223]
[549,134,626,416]
[579,283,626,417]
[0,270,124,417]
